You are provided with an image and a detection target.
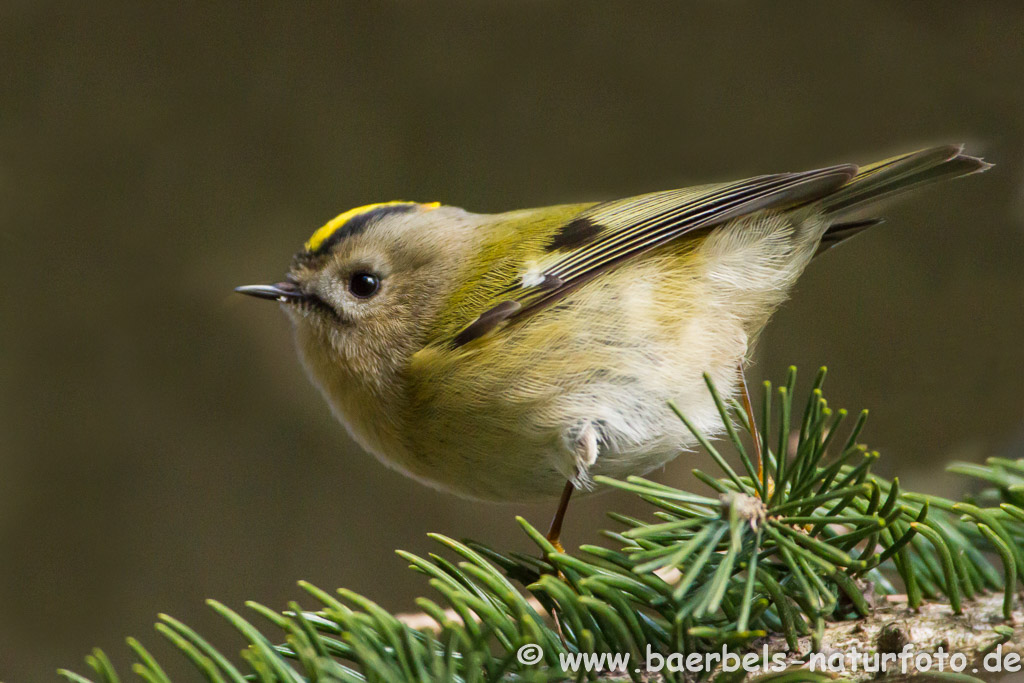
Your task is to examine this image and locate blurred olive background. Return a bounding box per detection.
[2,2,1023,680]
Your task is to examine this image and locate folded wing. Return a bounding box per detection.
[451,163,857,347]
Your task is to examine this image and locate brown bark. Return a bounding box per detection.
[400,593,1023,681]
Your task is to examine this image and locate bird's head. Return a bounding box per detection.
[236,201,463,399]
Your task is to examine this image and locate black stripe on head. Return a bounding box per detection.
[546,216,603,252]
[314,203,418,255]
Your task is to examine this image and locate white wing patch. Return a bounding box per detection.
[521,267,546,288]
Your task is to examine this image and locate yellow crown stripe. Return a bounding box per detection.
[305,201,441,252]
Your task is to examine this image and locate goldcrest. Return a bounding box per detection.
[238,146,988,504]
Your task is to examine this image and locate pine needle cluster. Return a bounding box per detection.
[59,368,1023,682]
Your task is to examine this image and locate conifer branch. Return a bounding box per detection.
[59,368,1024,682]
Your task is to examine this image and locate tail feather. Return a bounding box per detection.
[814,218,884,257]
[820,144,991,217]
[811,145,990,256]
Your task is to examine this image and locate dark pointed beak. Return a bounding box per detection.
[234,281,307,302]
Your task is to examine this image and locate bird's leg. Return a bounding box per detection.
[543,479,576,645]
[546,480,575,554]
[545,424,598,553]
[543,482,576,647]
[735,363,767,496]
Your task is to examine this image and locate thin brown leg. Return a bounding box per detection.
[736,364,764,487]
[546,480,576,645]
[546,480,575,553]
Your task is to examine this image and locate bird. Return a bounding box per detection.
[237,145,988,547]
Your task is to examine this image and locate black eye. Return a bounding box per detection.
[348,272,380,298]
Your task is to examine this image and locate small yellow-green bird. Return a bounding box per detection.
[238,145,987,542]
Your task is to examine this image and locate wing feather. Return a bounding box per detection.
[451,163,856,347]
